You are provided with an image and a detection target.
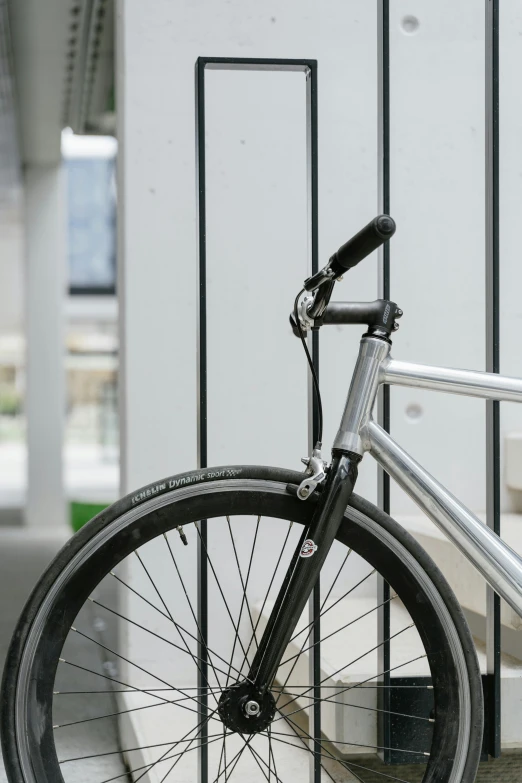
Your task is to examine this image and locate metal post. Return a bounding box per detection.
[377,0,391,763]
[195,58,209,783]
[196,57,319,783]
[485,0,501,759]
[305,61,321,783]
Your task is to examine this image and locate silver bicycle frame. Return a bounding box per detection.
[334,335,522,618]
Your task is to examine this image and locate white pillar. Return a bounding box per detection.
[24,165,66,528]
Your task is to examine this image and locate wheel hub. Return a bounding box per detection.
[218,681,276,734]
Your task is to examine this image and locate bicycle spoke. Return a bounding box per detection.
[243,740,285,783]
[88,595,243,682]
[265,731,369,783]
[275,567,376,705]
[276,624,416,716]
[268,726,278,783]
[288,567,375,645]
[226,515,260,684]
[224,724,228,782]
[110,706,219,783]
[158,728,230,783]
[216,728,226,783]
[110,570,172,622]
[134,550,174,620]
[111,566,236,684]
[54,695,199,729]
[278,593,397,666]
[268,729,428,757]
[59,731,225,763]
[54,687,216,694]
[57,658,204,711]
[71,625,218,702]
[262,720,358,783]
[144,734,200,783]
[63,625,217,716]
[243,743,271,783]
[274,689,433,722]
[194,520,251,666]
[210,736,253,783]
[321,548,352,605]
[238,520,295,677]
[134,549,221,702]
[271,683,432,689]
[162,530,225,691]
[276,711,416,783]
[113,732,223,783]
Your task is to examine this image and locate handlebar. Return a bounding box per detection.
[329,215,396,277]
[294,214,398,336]
[304,214,396,292]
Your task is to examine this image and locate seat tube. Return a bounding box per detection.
[333,335,391,456]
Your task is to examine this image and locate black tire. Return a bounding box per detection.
[1,465,483,783]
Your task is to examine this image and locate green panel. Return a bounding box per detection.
[70,501,108,533]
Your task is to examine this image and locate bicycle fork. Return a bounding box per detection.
[248,335,390,693]
[247,450,361,690]
[217,335,389,733]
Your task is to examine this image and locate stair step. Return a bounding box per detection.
[254,593,522,752]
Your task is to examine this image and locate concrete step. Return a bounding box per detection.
[119,702,340,782]
[399,513,522,652]
[255,594,522,752]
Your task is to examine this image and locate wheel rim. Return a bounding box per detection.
[12,479,471,783]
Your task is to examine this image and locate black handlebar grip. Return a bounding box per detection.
[329,215,396,276]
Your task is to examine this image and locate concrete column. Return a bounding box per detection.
[24,165,66,528]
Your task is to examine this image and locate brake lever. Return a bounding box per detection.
[288,295,317,337]
[303,265,334,292]
[307,279,336,319]
[289,278,336,337]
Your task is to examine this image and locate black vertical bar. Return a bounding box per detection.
[307,61,321,783]
[485,0,501,759]
[195,57,209,783]
[377,0,391,764]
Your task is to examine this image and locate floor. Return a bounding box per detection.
[0,526,127,783]
[0,526,521,783]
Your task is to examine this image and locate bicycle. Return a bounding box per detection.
[4,214,522,783]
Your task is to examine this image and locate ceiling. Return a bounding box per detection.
[0,0,21,216]
[0,0,114,219]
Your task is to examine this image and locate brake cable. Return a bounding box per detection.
[293,288,323,448]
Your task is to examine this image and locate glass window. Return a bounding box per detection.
[66,157,117,294]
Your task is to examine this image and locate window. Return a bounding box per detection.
[66,156,117,295]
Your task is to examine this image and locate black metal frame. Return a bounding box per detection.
[375,0,502,761]
[485,0,501,759]
[195,55,320,783]
[377,0,392,763]
[195,4,503,765]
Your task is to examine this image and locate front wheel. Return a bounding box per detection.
[1,465,483,783]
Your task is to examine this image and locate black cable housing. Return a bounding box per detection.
[293,289,323,448]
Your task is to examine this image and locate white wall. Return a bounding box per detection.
[117,0,380,500]
[116,0,380,762]
[118,0,522,519]
[116,0,522,763]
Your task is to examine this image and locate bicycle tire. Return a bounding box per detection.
[1,465,483,783]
